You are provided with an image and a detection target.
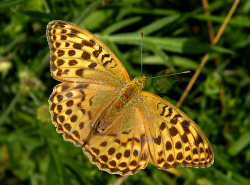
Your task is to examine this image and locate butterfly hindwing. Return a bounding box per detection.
[49,82,119,147]
[83,101,150,175]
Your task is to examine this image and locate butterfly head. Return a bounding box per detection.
[133,74,147,89]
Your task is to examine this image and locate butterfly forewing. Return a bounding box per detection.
[46,20,130,85]
[47,20,214,176]
[139,91,214,169]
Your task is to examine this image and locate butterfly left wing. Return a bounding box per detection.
[138,91,214,169]
[46,20,130,85]
[49,81,121,147]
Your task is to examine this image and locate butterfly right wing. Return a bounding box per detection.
[138,91,214,169]
[82,101,150,175]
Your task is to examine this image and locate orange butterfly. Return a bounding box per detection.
[46,20,214,175]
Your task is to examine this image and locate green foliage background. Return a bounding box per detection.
[1,0,250,184]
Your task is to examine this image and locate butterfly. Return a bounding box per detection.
[46,20,214,175]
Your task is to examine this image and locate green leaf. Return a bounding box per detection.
[149,46,175,71]
[18,10,50,18]
[99,34,234,54]
[193,14,250,27]
[102,16,142,35]
[0,0,31,9]
[45,140,72,185]
[228,132,250,156]
[136,14,181,35]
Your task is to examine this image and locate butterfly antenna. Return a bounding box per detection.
[141,31,143,76]
[148,71,191,79]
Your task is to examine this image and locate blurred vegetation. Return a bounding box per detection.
[0,0,250,184]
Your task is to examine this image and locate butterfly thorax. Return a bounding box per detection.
[114,74,146,110]
[95,74,146,134]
